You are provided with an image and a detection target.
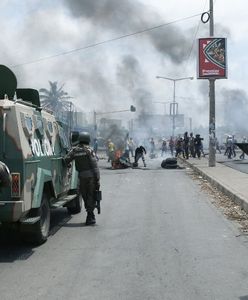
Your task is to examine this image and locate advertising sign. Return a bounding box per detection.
[198,38,227,79]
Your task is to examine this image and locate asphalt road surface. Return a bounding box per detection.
[1,156,248,300]
[216,151,248,174]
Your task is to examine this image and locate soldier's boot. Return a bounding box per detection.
[86,212,96,225]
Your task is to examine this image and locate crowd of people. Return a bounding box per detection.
[158,132,205,159]
[103,132,206,168]
[100,132,248,169]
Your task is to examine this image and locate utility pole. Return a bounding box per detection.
[209,0,216,167]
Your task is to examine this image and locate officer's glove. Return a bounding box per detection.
[63,158,71,168]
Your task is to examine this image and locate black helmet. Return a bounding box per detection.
[78,132,91,144]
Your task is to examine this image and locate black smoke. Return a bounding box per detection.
[62,0,191,64]
[116,55,153,114]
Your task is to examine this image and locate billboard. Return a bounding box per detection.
[197,38,227,79]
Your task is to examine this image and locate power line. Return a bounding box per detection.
[11,12,203,68]
[186,0,209,66]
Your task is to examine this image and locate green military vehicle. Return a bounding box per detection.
[0,65,82,244]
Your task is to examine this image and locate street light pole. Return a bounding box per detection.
[156,76,193,137]
[172,80,176,137]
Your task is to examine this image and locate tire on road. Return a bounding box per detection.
[161,157,178,169]
[21,193,51,245]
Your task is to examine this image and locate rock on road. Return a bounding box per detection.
[0,156,248,300]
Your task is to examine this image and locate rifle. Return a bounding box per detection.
[95,190,102,214]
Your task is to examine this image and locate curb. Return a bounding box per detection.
[180,158,248,214]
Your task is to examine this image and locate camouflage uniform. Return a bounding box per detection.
[65,144,100,215]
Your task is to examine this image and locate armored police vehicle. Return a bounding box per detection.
[0,65,81,244]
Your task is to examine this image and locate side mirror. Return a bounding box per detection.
[70,131,79,146]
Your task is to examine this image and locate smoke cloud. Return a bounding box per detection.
[1,0,242,138]
[221,88,248,132]
[62,0,191,63]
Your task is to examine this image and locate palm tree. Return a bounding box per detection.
[39,81,73,120]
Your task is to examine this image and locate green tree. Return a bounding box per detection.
[39,81,73,119]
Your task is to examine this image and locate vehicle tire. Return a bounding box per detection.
[21,193,51,245]
[67,193,82,215]
[161,157,178,169]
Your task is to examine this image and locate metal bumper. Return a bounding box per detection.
[0,201,24,222]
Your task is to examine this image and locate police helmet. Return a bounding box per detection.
[78,132,91,144]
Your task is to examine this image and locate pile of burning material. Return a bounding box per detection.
[112,150,131,169]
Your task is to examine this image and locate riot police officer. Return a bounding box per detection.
[65,132,100,225]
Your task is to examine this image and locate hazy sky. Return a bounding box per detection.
[0,0,247,131]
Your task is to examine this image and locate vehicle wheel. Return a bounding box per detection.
[67,194,82,214]
[21,193,50,245]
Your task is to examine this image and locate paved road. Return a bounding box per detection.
[1,157,248,300]
[216,152,248,174]
[197,151,248,174]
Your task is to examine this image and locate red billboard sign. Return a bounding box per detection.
[197,38,227,79]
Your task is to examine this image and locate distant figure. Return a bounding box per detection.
[189,132,195,158]
[150,138,155,155]
[225,135,233,159]
[134,146,147,167]
[183,132,189,159]
[123,138,130,160]
[129,138,135,157]
[215,137,221,154]
[93,138,99,161]
[175,137,184,158]
[169,136,174,156]
[107,139,115,163]
[240,136,247,160]
[161,139,167,157]
[194,134,203,159]
[232,135,237,158]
